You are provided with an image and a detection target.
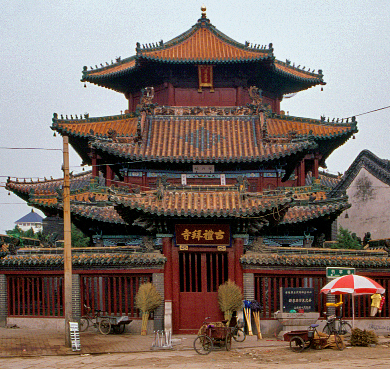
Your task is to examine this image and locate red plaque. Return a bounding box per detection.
[198,65,214,92]
[175,224,230,246]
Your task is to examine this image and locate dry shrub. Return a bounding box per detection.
[350,328,378,346]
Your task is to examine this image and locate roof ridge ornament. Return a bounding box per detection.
[198,5,210,24]
[201,5,207,18]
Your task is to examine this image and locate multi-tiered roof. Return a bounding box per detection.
[6,8,356,239]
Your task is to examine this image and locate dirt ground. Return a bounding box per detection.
[1,341,390,369]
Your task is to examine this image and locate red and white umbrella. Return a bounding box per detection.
[321,275,385,327]
[321,274,385,296]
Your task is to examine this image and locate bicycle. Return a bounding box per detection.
[322,312,352,336]
[80,305,109,335]
[230,319,246,342]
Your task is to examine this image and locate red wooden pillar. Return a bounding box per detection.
[106,165,113,187]
[232,236,244,291]
[162,236,173,302]
[91,151,99,177]
[313,154,319,179]
[296,160,305,187]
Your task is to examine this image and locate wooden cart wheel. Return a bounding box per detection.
[290,336,305,352]
[225,332,232,351]
[99,318,111,335]
[232,327,246,342]
[112,324,126,334]
[79,317,89,332]
[193,335,213,355]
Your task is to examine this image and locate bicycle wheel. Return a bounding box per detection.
[334,333,345,351]
[79,317,89,332]
[290,336,305,352]
[193,335,213,355]
[99,318,111,335]
[232,328,246,342]
[339,322,352,336]
[225,333,232,351]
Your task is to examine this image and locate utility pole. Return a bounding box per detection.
[63,135,72,347]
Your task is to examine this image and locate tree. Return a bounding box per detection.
[334,227,362,249]
[71,224,90,248]
[6,225,40,239]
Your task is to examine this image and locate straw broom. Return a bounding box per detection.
[218,280,243,326]
[243,301,253,336]
[253,311,262,339]
[135,282,162,335]
[250,300,263,339]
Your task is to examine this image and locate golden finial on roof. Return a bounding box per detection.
[201,5,207,18]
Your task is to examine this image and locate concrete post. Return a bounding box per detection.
[153,273,164,331]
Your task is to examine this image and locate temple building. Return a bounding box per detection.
[6,8,387,335]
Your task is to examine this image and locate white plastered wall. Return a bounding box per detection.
[338,167,390,239]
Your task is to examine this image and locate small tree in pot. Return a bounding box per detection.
[218,280,243,326]
[135,282,162,335]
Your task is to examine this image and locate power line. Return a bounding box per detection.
[343,105,390,119]
[0,147,62,151]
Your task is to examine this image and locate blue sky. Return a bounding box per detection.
[1,1,390,233]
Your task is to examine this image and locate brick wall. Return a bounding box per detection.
[72,274,80,321]
[0,275,7,327]
[243,273,254,301]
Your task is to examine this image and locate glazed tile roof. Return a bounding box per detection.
[274,61,323,82]
[110,189,293,218]
[51,111,356,166]
[6,166,349,226]
[82,15,324,91]
[71,204,126,224]
[267,116,355,140]
[0,252,166,269]
[281,197,350,225]
[92,115,317,164]
[306,171,341,189]
[136,26,271,63]
[51,113,138,139]
[241,250,390,269]
[6,171,100,198]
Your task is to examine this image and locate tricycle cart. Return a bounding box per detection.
[193,319,232,355]
[98,315,132,335]
[283,324,344,352]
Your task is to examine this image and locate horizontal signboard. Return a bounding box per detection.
[326,267,355,279]
[175,224,230,246]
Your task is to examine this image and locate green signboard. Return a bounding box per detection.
[326,267,355,278]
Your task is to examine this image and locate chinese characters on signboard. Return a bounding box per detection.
[198,65,214,92]
[175,224,230,247]
[326,267,355,279]
[280,287,315,312]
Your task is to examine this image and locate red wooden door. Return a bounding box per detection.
[178,251,228,333]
